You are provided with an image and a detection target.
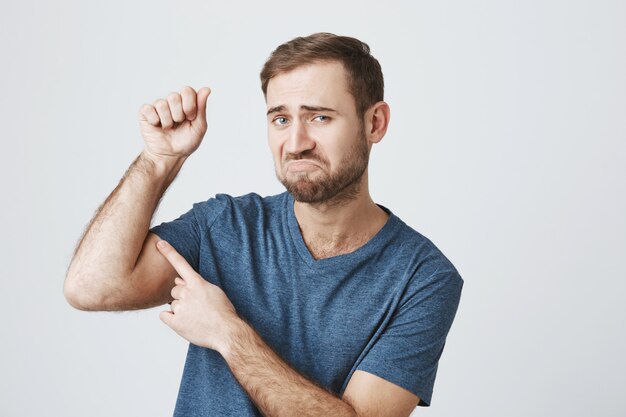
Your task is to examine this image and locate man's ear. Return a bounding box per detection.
[364,101,391,144]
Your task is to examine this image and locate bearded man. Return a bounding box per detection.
[64,32,463,417]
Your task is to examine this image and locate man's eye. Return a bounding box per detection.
[273,117,289,125]
[313,115,329,122]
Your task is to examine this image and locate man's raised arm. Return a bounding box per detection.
[63,86,211,311]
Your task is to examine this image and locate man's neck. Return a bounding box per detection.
[293,176,389,259]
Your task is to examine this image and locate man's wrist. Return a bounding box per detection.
[218,316,252,362]
[139,150,188,177]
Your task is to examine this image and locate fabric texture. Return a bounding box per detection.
[149,191,463,416]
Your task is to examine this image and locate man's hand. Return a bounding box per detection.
[156,239,241,354]
[138,86,211,163]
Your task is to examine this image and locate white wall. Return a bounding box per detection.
[1,1,624,416]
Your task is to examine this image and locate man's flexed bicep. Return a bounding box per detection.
[64,86,211,311]
[116,232,180,311]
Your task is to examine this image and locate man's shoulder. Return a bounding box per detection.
[385,210,462,283]
[190,191,288,226]
[208,191,287,213]
[227,190,287,205]
[193,190,287,208]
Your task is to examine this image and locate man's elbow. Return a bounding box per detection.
[63,273,106,311]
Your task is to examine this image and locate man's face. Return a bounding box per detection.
[266,61,370,204]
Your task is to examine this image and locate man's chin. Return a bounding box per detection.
[283,180,326,203]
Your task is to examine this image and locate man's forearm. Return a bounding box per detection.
[221,319,358,417]
[64,151,186,308]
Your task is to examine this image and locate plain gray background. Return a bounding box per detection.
[1,1,624,416]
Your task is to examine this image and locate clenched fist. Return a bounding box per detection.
[138,86,211,162]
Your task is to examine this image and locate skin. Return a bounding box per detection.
[65,63,420,415]
[266,61,391,259]
[267,69,369,206]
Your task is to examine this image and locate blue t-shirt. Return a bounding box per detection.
[150,191,463,415]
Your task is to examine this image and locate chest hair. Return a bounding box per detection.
[303,233,372,260]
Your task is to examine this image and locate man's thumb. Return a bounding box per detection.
[159,309,175,328]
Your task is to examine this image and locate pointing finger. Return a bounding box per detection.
[156,240,197,281]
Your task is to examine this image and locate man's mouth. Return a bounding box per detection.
[285,160,321,172]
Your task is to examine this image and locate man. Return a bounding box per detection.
[64,33,463,417]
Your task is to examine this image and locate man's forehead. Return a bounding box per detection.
[265,61,351,111]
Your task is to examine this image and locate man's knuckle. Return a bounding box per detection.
[153,99,167,109]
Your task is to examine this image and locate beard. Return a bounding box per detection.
[275,126,370,206]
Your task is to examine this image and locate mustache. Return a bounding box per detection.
[283,150,327,165]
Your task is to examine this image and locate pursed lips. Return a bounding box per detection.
[284,159,322,172]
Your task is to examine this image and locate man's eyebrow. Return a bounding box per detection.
[266,105,339,116]
[266,105,285,116]
[300,105,338,114]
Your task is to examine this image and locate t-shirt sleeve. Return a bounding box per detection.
[148,194,229,274]
[149,204,202,272]
[355,269,463,407]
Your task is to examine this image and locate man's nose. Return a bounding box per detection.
[285,119,315,155]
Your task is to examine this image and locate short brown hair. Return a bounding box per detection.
[260,32,384,118]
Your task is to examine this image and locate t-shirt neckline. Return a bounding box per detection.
[284,192,400,270]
